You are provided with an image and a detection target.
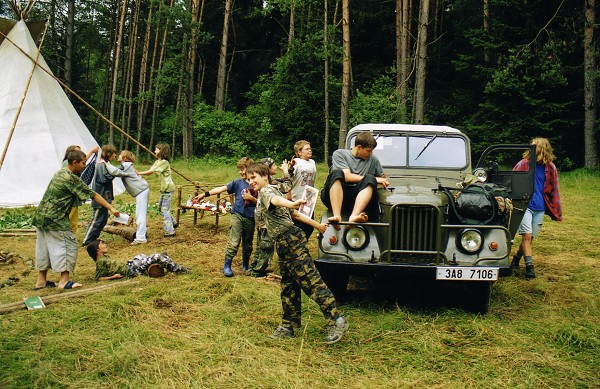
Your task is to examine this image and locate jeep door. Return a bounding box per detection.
[474,145,536,238]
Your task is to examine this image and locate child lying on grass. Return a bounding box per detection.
[86,239,191,281]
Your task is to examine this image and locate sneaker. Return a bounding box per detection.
[525,264,537,279]
[131,239,147,245]
[164,232,176,238]
[270,326,294,339]
[325,316,349,344]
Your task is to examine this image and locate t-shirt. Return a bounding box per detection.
[149,159,176,193]
[257,185,294,239]
[528,163,546,211]
[227,178,256,219]
[290,158,317,201]
[32,168,95,231]
[94,256,129,280]
[331,149,384,182]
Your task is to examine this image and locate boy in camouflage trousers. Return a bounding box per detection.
[246,162,349,344]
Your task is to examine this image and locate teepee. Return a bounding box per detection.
[0,19,101,207]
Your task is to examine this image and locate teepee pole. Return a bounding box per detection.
[0,29,196,185]
[0,21,48,171]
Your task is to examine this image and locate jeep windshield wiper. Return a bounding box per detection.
[414,135,437,160]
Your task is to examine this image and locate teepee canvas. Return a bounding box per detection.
[0,20,102,207]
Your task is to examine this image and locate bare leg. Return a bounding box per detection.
[58,271,82,289]
[349,186,373,223]
[327,180,344,230]
[34,270,48,289]
[517,233,533,257]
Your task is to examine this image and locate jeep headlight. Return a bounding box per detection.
[473,168,487,182]
[457,229,483,253]
[343,226,370,251]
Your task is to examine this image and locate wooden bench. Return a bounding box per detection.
[175,183,232,230]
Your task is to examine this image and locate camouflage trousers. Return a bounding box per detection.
[126,253,187,277]
[275,226,339,329]
[249,228,273,275]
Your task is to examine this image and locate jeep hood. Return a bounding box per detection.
[380,176,459,206]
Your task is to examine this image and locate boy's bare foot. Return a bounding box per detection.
[328,215,342,230]
[349,212,369,223]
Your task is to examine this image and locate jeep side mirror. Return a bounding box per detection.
[487,161,499,176]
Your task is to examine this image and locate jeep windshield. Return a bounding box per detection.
[351,134,469,169]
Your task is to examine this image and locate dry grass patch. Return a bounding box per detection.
[0,162,599,387]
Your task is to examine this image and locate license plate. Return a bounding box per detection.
[436,267,498,281]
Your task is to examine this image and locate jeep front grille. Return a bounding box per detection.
[387,205,441,264]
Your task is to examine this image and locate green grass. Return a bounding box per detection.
[0,161,599,388]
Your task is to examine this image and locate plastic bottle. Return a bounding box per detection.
[186,194,192,206]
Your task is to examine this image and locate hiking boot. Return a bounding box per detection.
[147,264,165,278]
[223,259,233,277]
[242,258,249,272]
[525,264,536,279]
[509,256,521,274]
[270,326,294,339]
[326,316,349,344]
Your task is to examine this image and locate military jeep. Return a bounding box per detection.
[315,124,535,313]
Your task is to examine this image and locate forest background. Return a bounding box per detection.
[1,0,599,169]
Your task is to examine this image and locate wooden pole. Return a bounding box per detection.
[0,280,139,314]
[0,29,196,185]
[0,21,48,170]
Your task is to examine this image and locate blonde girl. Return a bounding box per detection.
[103,150,150,245]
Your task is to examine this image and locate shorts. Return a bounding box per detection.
[35,228,78,272]
[517,208,545,237]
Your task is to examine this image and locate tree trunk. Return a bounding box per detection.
[323,0,330,164]
[150,0,175,152]
[398,0,411,122]
[122,2,139,151]
[483,0,491,63]
[64,0,74,96]
[109,0,128,144]
[339,0,350,148]
[135,3,153,156]
[288,1,295,51]
[216,0,233,111]
[413,0,430,124]
[183,0,202,157]
[584,0,598,166]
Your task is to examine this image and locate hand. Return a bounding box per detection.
[111,208,121,217]
[194,194,205,202]
[280,160,289,174]
[378,177,390,189]
[242,190,255,201]
[316,222,329,235]
[90,146,100,154]
[291,199,306,209]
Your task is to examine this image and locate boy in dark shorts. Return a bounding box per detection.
[86,239,190,280]
[246,162,349,344]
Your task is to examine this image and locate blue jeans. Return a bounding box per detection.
[159,192,175,234]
